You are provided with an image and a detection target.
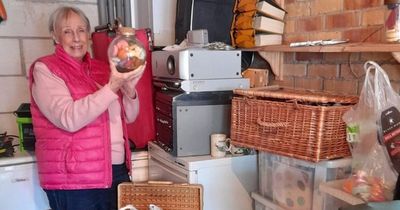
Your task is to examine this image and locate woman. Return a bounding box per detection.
[28,6,145,210]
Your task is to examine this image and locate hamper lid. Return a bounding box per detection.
[234,86,359,104]
[118,181,203,210]
[385,0,400,5]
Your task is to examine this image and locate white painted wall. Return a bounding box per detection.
[0,0,98,136]
[130,0,176,46]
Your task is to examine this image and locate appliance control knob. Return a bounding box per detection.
[166,55,175,75]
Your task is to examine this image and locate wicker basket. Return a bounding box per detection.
[118,181,203,210]
[231,86,359,162]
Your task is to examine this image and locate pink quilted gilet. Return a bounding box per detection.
[28,45,132,190]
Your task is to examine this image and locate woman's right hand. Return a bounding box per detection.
[107,60,146,93]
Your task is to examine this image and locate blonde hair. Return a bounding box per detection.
[48,6,91,34]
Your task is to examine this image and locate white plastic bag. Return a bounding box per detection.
[342,61,399,202]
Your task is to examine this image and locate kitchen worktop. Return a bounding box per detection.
[0,148,147,167]
[0,149,36,166]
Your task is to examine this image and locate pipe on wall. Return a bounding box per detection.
[124,0,132,27]
[97,0,131,27]
[107,0,115,25]
[97,0,108,26]
[115,0,124,25]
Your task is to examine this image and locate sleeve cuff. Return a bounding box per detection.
[103,84,120,100]
[123,89,138,101]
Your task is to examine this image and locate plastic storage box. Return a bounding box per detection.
[252,192,284,210]
[14,103,35,151]
[258,151,352,210]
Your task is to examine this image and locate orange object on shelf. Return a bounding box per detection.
[0,0,7,22]
[342,178,354,194]
[342,172,390,202]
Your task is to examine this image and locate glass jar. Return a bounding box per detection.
[107,27,146,73]
[385,0,400,42]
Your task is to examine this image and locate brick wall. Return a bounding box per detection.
[270,0,400,95]
[0,0,98,136]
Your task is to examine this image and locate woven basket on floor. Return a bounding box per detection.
[231,86,359,162]
[118,181,203,210]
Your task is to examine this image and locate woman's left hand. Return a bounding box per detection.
[108,61,146,94]
[121,64,146,98]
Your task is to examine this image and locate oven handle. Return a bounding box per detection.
[153,81,181,91]
[147,180,173,185]
[150,155,188,181]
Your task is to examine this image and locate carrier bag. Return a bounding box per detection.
[233,10,257,30]
[92,26,155,149]
[233,0,257,13]
[231,29,256,48]
[230,10,283,48]
[342,61,400,202]
[230,10,257,48]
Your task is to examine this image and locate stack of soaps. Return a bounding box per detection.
[231,0,286,48]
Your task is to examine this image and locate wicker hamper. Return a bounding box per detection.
[118,181,203,210]
[230,86,359,162]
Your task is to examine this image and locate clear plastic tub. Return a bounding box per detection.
[258,151,352,210]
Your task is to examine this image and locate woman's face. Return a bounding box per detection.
[54,12,89,61]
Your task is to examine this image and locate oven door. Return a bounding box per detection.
[148,153,190,183]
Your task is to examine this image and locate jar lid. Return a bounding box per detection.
[119,27,135,36]
[385,0,400,4]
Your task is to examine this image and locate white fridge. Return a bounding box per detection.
[148,141,258,210]
[0,151,49,210]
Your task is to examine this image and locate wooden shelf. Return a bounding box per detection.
[249,42,400,53]
[247,42,400,80]
[319,179,365,206]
